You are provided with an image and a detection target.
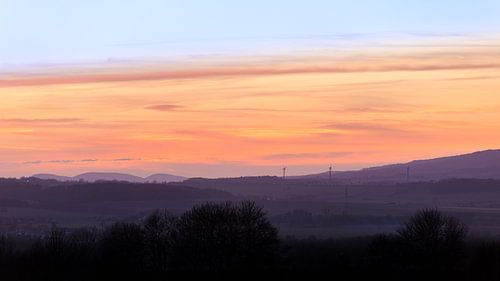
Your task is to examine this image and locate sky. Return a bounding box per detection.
[0,1,500,177]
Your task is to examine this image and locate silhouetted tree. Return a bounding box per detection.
[367,234,407,279]
[470,241,500,281]
[142,210,176,277]
[397,209,468,276]
[67,227,99,280]
[18,226,72,281]
[68,227,98,255]
[0,234,12,277]
[172,201,279,272]
[0,204,485,279]
[99,222,145,279]
[46,227,67,260]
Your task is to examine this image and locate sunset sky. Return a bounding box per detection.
[1,1,500,178]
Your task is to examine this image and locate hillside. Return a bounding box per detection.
[33,172,186,183]
[301,150,500,182]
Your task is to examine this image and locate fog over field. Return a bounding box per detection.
[0,150,499,239]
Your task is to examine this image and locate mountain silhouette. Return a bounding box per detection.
[32,150,500,184]
[74,172,145,182]
[31,173,74,182]
[145,173,187,183]
[32,172,186,183]
[299,149,500,182]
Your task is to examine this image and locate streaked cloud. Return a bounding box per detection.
[23,158,141,165]
[1,35,500,177]
[323,122,412,133]
[0,118,84,124]
[1,48,499,88]
[262,151,353,160]
[145,104,183,111]
[438,75,500,81]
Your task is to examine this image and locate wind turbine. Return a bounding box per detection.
[329,164,333,185]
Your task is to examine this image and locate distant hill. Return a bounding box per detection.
[74,172,145,183]
[32,172,186,183]
[31,150,500,184]
[145,173,186,183]
[0,177,233,214]
[32,173,74,182]
[299,149,500,183]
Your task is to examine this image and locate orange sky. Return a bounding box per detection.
[1,37,500,177]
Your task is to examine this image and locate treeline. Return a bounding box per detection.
[0,178,232,209]
[0,202,499,280]
[0,201,277,280]
[272,209,404,227]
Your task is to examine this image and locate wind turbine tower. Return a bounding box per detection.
[343,183,349,216]
[329,164,333,185]
[406,166,410,182]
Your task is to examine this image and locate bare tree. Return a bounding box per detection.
[46,226,68,260]
[397,209,468,273]
[68,227,99,279]
[142,210,176,276]
[99,222,145,278]
[172,201,279,272]
[0,233,12,274]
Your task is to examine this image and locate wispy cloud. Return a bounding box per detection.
[340,107,413,113]
[1,49,499,87]
[23,158,141,165]
[145,104,183,111]
[438,75,500,81]
[262,151,353,160]
[111,158,142,162]
[1,118,84,124]
[323,122,410,133]
[2,37,500,178]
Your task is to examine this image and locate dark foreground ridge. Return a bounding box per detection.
[0,201,498,280]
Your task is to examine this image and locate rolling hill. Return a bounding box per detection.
[300,149,500,182]
[145,173,187,183]
[33,172,186,183]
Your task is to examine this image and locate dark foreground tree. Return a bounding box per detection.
[470,241,500,281]
[397,209,468,276]
[172,201,279,272]
[142,210,176,277]
[0,234,13,277]
[99,222,145,279]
